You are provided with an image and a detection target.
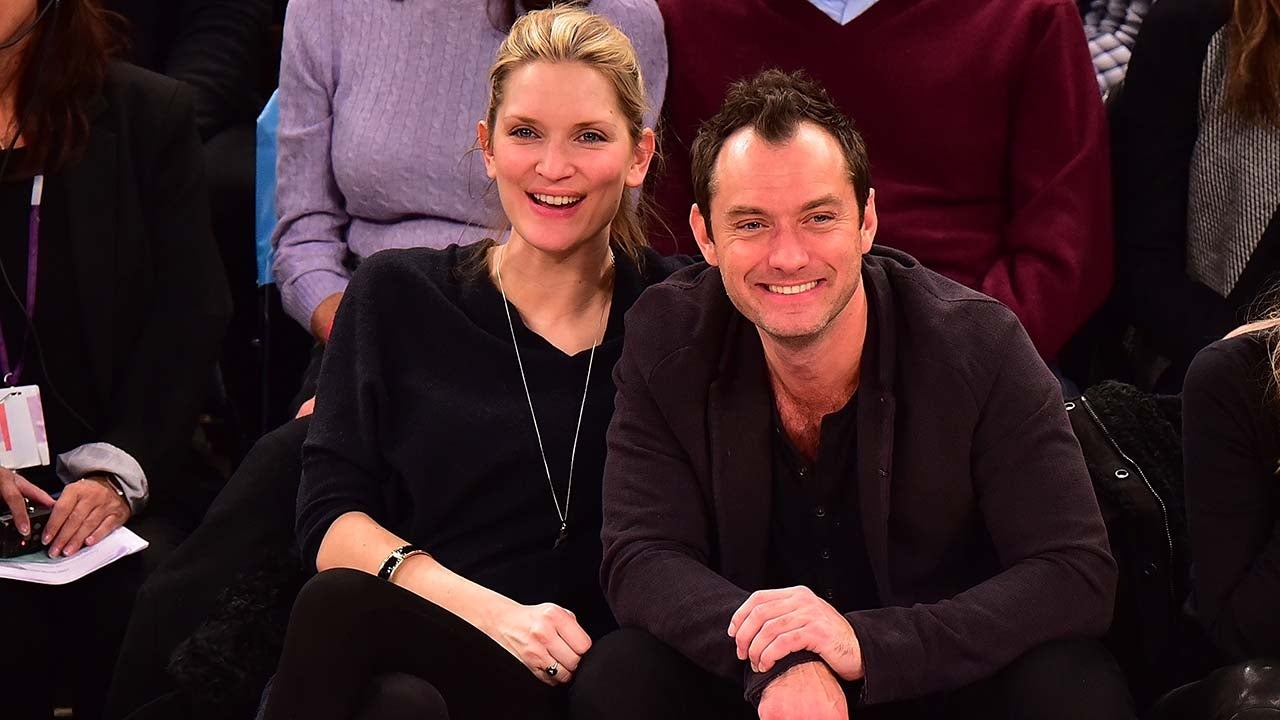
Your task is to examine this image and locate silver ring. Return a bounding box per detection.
[545,662,559,677]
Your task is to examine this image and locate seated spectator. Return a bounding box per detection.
[651,0,1112,363]
[575,71,1131,720]
[104,2,666,717]
[1111,0,1280,391]
[272,0,665,405]
[1184,317,1280,661]
[0,1,231,718]
[249,7,688,719]
[103,0,274,442]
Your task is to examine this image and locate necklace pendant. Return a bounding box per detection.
[554,523,569,550]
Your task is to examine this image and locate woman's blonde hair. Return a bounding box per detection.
[483,5,653,268]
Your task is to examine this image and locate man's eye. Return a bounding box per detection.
[811,214,834,224]
[738,221,764,231]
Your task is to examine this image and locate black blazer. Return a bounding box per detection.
[602,247,1116,705]
[59,62,231,510]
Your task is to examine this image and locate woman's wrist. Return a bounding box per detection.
[398,556,515,636]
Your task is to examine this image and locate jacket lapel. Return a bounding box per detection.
[856,258,898,602]
[63,97,116,409]
[706,310,774,591]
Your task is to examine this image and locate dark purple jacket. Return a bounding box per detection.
[601,246,1116,705]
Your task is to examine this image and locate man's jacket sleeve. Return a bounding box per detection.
[601,343,754,682]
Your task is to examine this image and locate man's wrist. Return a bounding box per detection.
[745,651,826,705]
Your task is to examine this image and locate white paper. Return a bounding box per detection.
[0,527,149,585]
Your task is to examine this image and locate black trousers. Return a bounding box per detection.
[105,417,310,720]
[261,568,563,720]
[571,628,1135,720]
[0,511,186,720]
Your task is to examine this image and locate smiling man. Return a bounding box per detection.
[573,71,1132,720]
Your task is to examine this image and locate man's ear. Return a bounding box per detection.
[690,204,718,266]
[859,188,878,254]
[477,121,496,180]
[626,128,657,189]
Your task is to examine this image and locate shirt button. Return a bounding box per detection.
[798,467,809,478]
[814,506,827,518]
[825,589,836,600]
[820,548,831,560]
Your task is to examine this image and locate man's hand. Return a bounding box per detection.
[728,586,864,680]
[757,661,849,720]
[42,475,131,557]
[0,466,55,536]
[309,292,344,343]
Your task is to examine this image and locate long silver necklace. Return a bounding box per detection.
[495,244,611,549]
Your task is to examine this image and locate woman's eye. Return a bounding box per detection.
[579,131,606,143]
[510,127,537,139]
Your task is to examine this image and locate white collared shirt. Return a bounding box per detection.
[805,0,881,25]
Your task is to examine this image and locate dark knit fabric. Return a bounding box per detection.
[1183,332,1280,659]
[297,242,687,638]
[652,0,1113,360]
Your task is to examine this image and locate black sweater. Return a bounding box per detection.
[1184,332,1280,660]
[297,243,686,637]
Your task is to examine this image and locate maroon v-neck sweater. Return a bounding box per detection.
[653,0,1112,360]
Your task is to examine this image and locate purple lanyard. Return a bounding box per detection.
[0,174,44,386]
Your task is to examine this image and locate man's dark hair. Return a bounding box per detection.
[689,69,872,240]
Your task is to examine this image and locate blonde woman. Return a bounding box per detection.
[259,8,683,720]
[1183,315,1280,661]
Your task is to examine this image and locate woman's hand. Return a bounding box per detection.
[0,466,55,536]
[42,474,131,557]
[490,601,593,686]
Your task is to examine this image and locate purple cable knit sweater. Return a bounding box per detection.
[271,0,667,329]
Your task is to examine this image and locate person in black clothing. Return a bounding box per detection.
[574,71,1130,720]
[1111,0,1280,392]
[103,0,274,442]
[0,1,231,718]
[1184,320,1280,660]
[1155,316,1280,718]
[258,7,678,719]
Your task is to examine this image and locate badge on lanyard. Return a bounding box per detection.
[0,174,48,470]
[0,385,49,470]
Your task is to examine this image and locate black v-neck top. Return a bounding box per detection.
[0,151,94,489]
[297,242,690,636]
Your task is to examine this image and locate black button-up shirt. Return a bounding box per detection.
[766,393,879,614]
